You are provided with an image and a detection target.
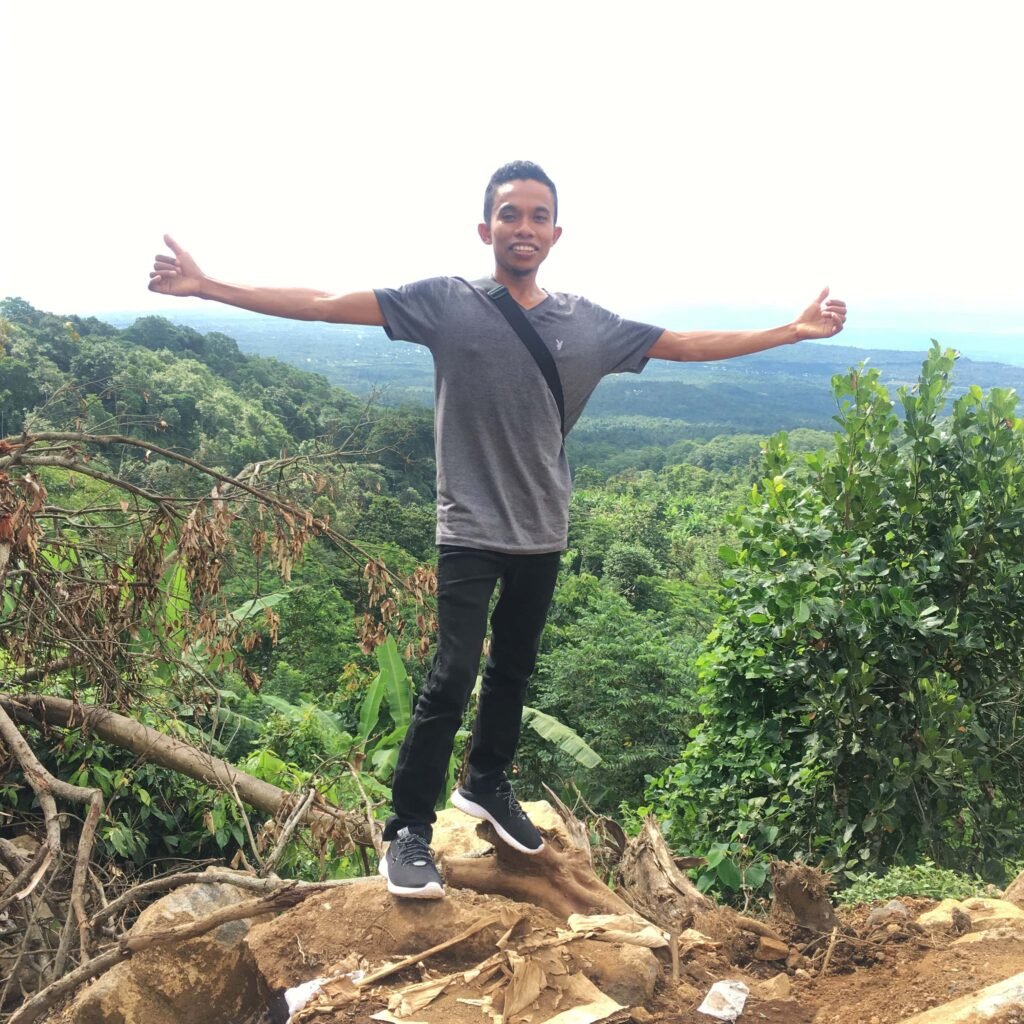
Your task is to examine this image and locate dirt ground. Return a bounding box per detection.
[244,883,1024,1024]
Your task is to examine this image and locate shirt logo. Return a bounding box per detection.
[555,338,565,351]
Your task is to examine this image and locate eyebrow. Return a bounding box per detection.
[497,202,552,216]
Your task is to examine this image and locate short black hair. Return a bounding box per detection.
[483,161,558,223]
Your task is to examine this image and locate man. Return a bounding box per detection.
[149,160,846,899]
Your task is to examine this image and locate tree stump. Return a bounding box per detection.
[770,860,841,933]
[617,816,713,933]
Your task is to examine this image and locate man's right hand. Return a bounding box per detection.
[149,235,205,297]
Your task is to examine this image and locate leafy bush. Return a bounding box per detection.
[837,860,987,905]
[644,345,1024,878]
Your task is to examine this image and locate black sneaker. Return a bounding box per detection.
[378,828,444,899]
[451,781,544,855]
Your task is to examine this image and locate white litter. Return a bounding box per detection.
[284,970,365,1020]
[697,980,750,1021]
[284,977,328,1016]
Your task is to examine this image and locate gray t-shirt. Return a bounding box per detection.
[374,276,663,553]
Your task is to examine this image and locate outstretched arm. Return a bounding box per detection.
[646,288,847,362]
[148,235,386,326]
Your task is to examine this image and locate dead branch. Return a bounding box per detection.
[90,869,285,929]
[355,913,506,988]
[0,703,103,922]
[260,786,318,877]
[0,693,369,847]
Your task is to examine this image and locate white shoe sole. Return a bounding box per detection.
[378,859,444,899]
[450,790,545,855]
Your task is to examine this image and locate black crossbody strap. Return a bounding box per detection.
[483,283,566,439]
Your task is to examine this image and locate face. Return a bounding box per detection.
[478,179,562,278]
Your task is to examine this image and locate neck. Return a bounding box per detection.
[492,266,546,308]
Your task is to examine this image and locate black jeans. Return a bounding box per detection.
[382,545,561,842]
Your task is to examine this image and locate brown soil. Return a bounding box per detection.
[242,883,1024,1024]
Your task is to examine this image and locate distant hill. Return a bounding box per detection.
[101,309,1024,439]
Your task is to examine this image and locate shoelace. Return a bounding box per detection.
[498,785,528,821]
[394,832,435,866]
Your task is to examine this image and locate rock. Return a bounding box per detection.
[628,1008,655,1023]
[431,800,570,859]
[68,874,262,1024]
[917,898,1024,932]
[570,939,659,1007]
[895,969,1024,1023]
[1005,868,1024,908]
[753,935,791,961]
[756,973,793,1000]
[866,899,910,929]
[953,926,1024,946]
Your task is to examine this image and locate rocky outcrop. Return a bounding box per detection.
[66,876,262,1024]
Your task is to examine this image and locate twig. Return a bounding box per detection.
[669,928,680,984]
[261,787,318,877]
[91,869,296,929]
[229,780,265,871]
[348,761,384,859]
[819,926,839,977]
[355,914,503,988]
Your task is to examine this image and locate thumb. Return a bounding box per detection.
[163,233,184,256]
[815,286,830,305]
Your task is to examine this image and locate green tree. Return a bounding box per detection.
[645,345,1024,879]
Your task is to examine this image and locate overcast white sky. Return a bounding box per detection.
[2,1,1021,329]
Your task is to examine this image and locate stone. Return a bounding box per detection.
[917,897,1024,932]
[1005,868,1024,908]
[69,874,262,1024]
[570,939,660,1007]
[431,800,570,859]
[895,969,1024,1023]
[753,935,791,961]
[756,973,793,1000]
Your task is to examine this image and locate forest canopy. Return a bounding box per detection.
[2,296,1023,1012]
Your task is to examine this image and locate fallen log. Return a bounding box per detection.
[0,693,370,848]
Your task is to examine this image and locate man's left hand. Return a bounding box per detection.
[794,287,847,340]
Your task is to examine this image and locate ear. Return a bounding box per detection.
[552,225,563,246]
[478,222,493,245]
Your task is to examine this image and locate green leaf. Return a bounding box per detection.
[716,857,743,890]
[226,592,288,625]
[521,706,602,768]
[357,670,387,748]
[377,635,412,732]
[719,545,739,565]
[744,862,768,889]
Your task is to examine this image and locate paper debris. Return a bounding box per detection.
[566,913,669,949]
[504,957,548,1019]
[697,980,750,1021]
[388,974,457,1015]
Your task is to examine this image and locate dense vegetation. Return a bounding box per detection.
[2,296,1022,911]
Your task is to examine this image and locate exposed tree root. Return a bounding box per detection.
[443,819,637,919]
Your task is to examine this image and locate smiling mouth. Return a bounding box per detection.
[511,245,538,254]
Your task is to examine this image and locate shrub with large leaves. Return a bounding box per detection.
[645,345,1024,879]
